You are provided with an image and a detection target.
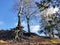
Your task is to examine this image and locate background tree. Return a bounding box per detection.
[36,0,60,38]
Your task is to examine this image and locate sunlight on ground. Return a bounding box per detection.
[0,40,7,43]
[51,40,60,44]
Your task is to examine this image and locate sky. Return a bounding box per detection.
[0,0,17,29]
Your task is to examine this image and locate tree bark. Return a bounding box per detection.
[27,17,31,36]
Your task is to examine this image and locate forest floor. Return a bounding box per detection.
[0,35,60,45]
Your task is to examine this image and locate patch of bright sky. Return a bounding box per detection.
[0,0,18,29]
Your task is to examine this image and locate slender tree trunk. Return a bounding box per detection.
[27,17,31,36]
[25,0,31,36]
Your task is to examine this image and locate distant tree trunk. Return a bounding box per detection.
[52,31,54,38]
[49,29,55,38]
[48,29,52,38]
[49,32,51,38]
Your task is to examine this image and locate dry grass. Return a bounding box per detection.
[0,36,60,45]
[0,38,60,45]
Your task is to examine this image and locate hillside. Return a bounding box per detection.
[0,30,60,45]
